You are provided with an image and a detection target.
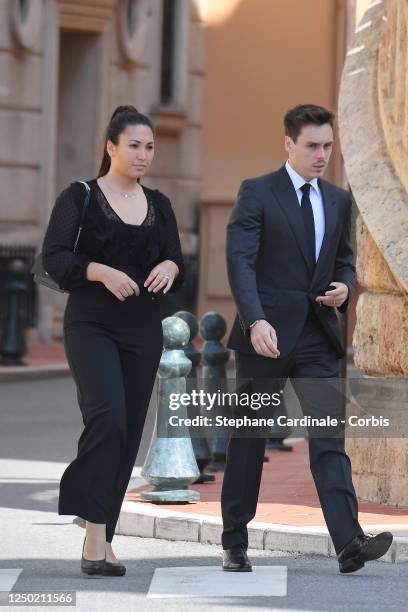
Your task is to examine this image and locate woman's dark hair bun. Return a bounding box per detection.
[110,105,139,120]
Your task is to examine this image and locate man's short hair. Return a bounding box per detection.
[284,104,335,142]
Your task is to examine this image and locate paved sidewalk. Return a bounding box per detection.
[121,441,408,563]
[0,342,69,381]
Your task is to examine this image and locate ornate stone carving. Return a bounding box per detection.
[339,0,408,375]
[378,0,408,195]
[339,0,408,505]
[9,0,43,50]
[117,0,152,63]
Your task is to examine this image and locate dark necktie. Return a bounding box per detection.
[300,183,316,272]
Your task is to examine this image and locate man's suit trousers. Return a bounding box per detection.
[221,309,364,554]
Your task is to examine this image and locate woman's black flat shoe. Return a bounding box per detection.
[81,538,106,576]
[103,560,126,576]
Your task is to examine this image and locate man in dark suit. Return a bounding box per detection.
[221,104,393,574]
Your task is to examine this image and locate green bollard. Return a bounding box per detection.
[141,316,200,503]
[174,310,215,484]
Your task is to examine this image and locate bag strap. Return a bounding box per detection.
[73,181,91,253]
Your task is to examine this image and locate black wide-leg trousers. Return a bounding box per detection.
[59,285,162,543]
[221,310,364,555]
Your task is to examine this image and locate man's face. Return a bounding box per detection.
[284,123,333,180]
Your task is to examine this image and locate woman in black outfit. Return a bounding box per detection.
[42,106,184,576]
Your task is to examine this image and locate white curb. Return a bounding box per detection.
[117,501,407,563]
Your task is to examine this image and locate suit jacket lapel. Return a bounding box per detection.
[311,178,338,285]
[270,166,314,276]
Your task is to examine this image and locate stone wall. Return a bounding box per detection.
[0,0,204,339]
[339,0,408,505]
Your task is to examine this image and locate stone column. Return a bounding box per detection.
[338,0,408,505]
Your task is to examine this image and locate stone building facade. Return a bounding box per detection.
[2,0,405,504]
[0,0,204,338]
[1,0,372,347]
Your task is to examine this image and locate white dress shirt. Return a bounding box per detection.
[285,160,325,262]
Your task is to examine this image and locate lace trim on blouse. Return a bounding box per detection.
[95,184,156,227]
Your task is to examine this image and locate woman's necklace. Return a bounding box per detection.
[102,179,141,199]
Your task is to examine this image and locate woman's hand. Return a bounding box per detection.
[144,260,179,294]
[87,263,139,301]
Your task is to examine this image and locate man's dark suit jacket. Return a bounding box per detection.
[227,165,356,359]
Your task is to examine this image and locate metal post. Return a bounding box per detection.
[141,316,200,503]
[174,310,215,484]
[0,259,29,366]
[199,312,230,472]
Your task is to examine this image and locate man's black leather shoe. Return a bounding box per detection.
[338,532,393,573]
[222,547,252,572]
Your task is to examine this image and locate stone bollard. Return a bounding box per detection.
[0,259,29,366]
[174,310,215,484]
[199,312,230,472]
[141,316,200,502]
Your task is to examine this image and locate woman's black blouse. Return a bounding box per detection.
[42,179,184,293]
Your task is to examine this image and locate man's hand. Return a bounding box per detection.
[250,320,280,358]
[316,281,348,308]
